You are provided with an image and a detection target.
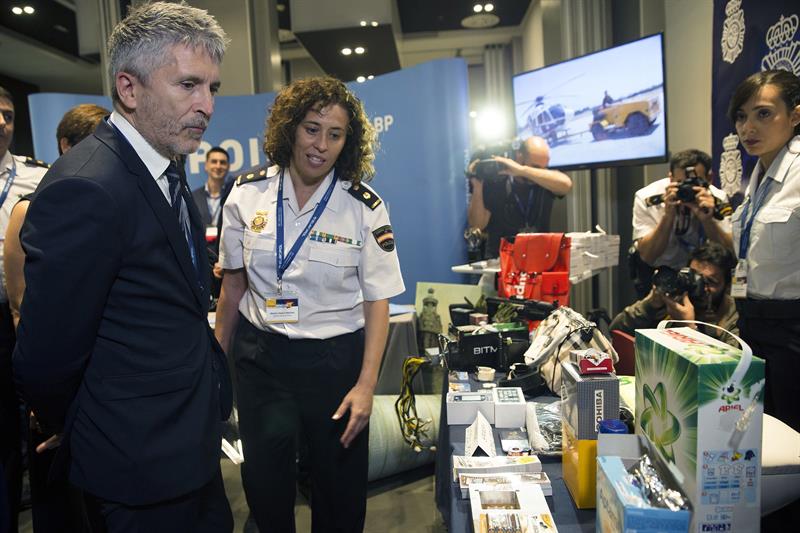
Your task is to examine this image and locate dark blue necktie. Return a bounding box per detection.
[165,161,201,282]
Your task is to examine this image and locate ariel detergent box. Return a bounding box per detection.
[634,327,764,533]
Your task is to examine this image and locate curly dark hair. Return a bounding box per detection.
[264,77,377,185]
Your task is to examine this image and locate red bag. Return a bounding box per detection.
[498,233,571,306]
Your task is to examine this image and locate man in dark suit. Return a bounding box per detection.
[12,3,233,532]
[191,146,229,228]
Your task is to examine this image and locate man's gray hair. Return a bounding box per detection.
[108,1,229,103]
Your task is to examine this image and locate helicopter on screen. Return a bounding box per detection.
[516,96,575,146]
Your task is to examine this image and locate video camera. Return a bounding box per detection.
[652,266,705,300]
[468,139,522,181]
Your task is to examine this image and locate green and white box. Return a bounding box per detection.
[634,327,764,533]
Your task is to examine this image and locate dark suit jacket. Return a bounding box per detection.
[12,119,232,506]
[191,184,213,227]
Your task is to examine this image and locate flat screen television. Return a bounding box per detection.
[512,33,667,171]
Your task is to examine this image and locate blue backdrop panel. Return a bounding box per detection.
[28,58,470,303]
[711,0,799,208]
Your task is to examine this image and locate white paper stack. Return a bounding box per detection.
[566,231,620,283]
[452,455,542,482]
[458,471,552,498]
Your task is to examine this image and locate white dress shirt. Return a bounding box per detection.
[220,165,405,339]
[109,112,171,203]
[731,135,800,299]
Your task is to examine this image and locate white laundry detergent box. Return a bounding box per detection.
[634,327,764,533]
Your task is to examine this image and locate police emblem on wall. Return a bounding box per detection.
[719,134,743,199]
[761,14,800,74]
[721,0,745,64]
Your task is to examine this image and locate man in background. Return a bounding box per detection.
[467,135,572,259]
[631,149,732,296]
[191,146,229,228]
[0,85,49,533]
[611,241,738,345]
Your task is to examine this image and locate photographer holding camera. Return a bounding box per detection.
[611,241,739,345]
[467,135,572,259]
[632,149,733,273]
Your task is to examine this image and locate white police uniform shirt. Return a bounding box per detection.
[632,177,731,269]
[0,151,48,302]
[731,135,800,299]
[220,165,405,339]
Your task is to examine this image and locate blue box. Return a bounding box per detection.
[597,455,690,533]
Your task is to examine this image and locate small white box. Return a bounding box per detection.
[446,391,494,425]
[492,387,527,428]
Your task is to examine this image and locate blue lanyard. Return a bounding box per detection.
[276,168,337,292]
[511,183,535,224]
[0,158,17,209]
[738,175,773,260]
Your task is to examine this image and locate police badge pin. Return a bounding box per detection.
[250,211,268,232]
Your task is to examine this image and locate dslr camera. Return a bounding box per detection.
[676,166,709,203]
[469,139,521,181]
[652,266,705,300]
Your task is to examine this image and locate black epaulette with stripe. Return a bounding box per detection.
[24,156,50,169]
[347,182,382,210]
[235,165,271,186]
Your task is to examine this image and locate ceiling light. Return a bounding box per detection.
[360,20,367,26]
[484,3,494,12]
[371,21,378,27]
[475,108,507,141]
[354,46,365,54]
[356,76,366,83]
[367,75,374,80]
[341,47,352,56]
[11,7,23,14]
[469,111,478,119]
[23,5,34,14]
[473,4,483,13]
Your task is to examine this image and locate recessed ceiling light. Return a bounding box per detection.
[23,5,34,14]
[354,46,365,54]
[484,3,494,12]
[341,47,352,56]
[11,7,23,15]
[360,20,367,26]
[367,75,374,80]
[356,76,366,83]
[473,4,483,13]
[371,21,378,27]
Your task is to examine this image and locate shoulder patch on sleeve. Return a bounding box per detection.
[372,225,395,252]
[347,182,382,210]
[24,156,50,169]
[235,165,271,187]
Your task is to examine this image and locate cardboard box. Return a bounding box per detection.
[562,422,597,509]
[561,361,620,440]
[635,327,764,533]
[597,455,690,533]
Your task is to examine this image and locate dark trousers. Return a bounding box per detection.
[736,298,800,433]
[85,467,231,533]
[0,302,21,533]
[233,316,369,533]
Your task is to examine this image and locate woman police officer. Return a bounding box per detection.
[728,69,800,433]
[215,77,404,532]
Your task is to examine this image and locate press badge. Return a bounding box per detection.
[265,293,299,323]
[731,259,748,299]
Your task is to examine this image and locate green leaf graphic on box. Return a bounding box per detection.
[640,382,680,463]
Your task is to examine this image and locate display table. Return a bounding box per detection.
[434,380,595,532]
